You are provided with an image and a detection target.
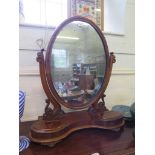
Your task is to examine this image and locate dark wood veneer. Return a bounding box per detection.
[20,121,135,155]
[30,111,124,144]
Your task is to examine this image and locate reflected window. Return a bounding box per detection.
[53,49,68,68]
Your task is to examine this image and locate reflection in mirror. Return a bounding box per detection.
[50,21,106,106]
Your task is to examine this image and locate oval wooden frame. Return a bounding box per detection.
[45,16,110,110]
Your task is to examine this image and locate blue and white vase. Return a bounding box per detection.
[19,90,26,119]
[19,90,30,152]
[19,136,30,152]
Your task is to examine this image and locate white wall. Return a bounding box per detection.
[19,0,135,121]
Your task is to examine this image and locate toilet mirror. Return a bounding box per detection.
[45,16,109,109]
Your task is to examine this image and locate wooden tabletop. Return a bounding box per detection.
[20,120,135,155]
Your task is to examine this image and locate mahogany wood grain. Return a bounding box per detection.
[36,49,61,112]
[20,121,135,155]
[30,110,124,144]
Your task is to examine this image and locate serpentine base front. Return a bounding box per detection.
[29,110,124,147]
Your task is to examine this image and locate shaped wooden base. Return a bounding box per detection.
[29,110,124,147]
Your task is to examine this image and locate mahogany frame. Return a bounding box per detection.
[30,16,124,147]
[45,16,113,110]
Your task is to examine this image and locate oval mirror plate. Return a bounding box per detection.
[47,18,107,109]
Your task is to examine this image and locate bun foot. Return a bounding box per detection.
[41,140,61,147]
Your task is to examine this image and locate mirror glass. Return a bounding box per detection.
[50,21,106,106]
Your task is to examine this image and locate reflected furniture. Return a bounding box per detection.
[29,16,125,147]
